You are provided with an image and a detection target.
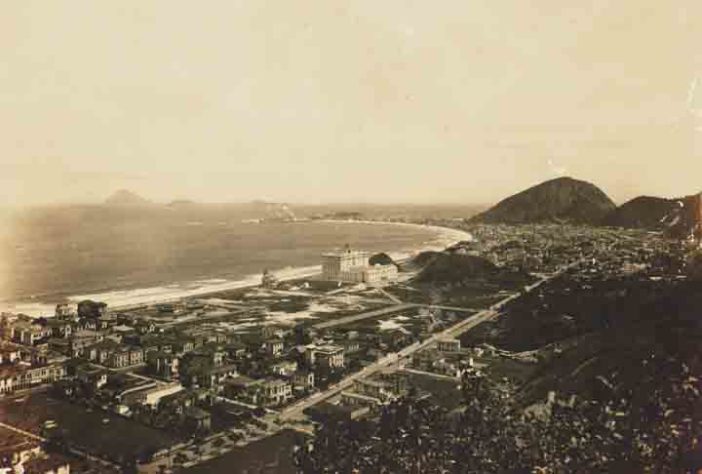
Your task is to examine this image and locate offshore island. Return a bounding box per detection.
[1,177,702,473]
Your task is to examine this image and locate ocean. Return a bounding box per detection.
[0,204,467,316]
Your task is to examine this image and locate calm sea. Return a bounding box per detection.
[0,204,459,315]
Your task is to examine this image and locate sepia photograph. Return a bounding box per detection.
[1,1,701,472]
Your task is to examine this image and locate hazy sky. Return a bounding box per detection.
[2,0,701,206]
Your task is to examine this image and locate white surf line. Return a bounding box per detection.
[7,219,469,316]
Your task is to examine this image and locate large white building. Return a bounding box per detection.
[322,246,369,280]
[321,245,398,284]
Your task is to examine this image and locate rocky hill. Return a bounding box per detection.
[604,193,701,238]
[602,196,680,229]
[470,177,616,225]
[415,253,507,284]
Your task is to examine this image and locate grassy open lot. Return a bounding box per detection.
[182,429,303,474]
[0,392,184,464]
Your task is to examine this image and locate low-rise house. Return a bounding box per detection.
[260,378,292,406]
[306,402,369,423]
[224,376,264,405]
[171,336,196,355]
[305,345,345,369]
[54,303,77,320]
[352,379,397,403]
[431,359,465,378]
[88,339,120,364]
[208,331,230,345]
[91,341,143,368]
[77,318,98,331]
[224,342,248,360]
[340,391,383,409]
[383,327,412,348]
[12,321,51,347]
[44,319,73,339]
[341,340,361,354]
[412,349,441,371]
[437,337,462,352]
[77,300,108,319]
[135,320,157,335]
[158,388,209,416]
[271,360,297,377]
[2,362,66,392]
[138,334,172,355]
[106,346,144,369]
[0,342,22,365]
[205,364,238,392]
[110,324,136,341]
[261,325,286,340]
[147,351,179,379]
[263,339,284,357]
[32,350,67,367]
[180,353,237,390]
[76,365,109,391]
[292,370,315,392]
[185,346,224,366]
[68,330,104,358]
[96,313,118,331]
[0,368,14,394]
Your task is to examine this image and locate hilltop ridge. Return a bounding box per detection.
[470,177,616,225]
[603,192,702,239]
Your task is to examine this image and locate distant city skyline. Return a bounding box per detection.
[2,1,701,207]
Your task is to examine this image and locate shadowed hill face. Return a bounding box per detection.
[602,193,702,239]
[665,194,702,239]
[415,253,499,283]
[602,196,680,229]
[459,274,702,407]
[400,250,441,272]
[470,177,616,225]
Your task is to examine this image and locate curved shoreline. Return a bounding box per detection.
[318,219,472,256]
[4,220,471,317]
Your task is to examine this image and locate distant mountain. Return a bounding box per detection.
[603,196,682,230]
[104,189,151,206]
[470,177,616,225]
[167,199,197,207]
[603,193,701,239]
[663,194,701,239]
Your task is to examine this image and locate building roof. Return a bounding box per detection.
[225,375,261,388]
[311,344,344,354]
[322,248,369,258]
[262,377,290,387]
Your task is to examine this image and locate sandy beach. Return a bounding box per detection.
[4,221,471,317]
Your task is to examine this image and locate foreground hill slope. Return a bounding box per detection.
[470,177,616,225]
